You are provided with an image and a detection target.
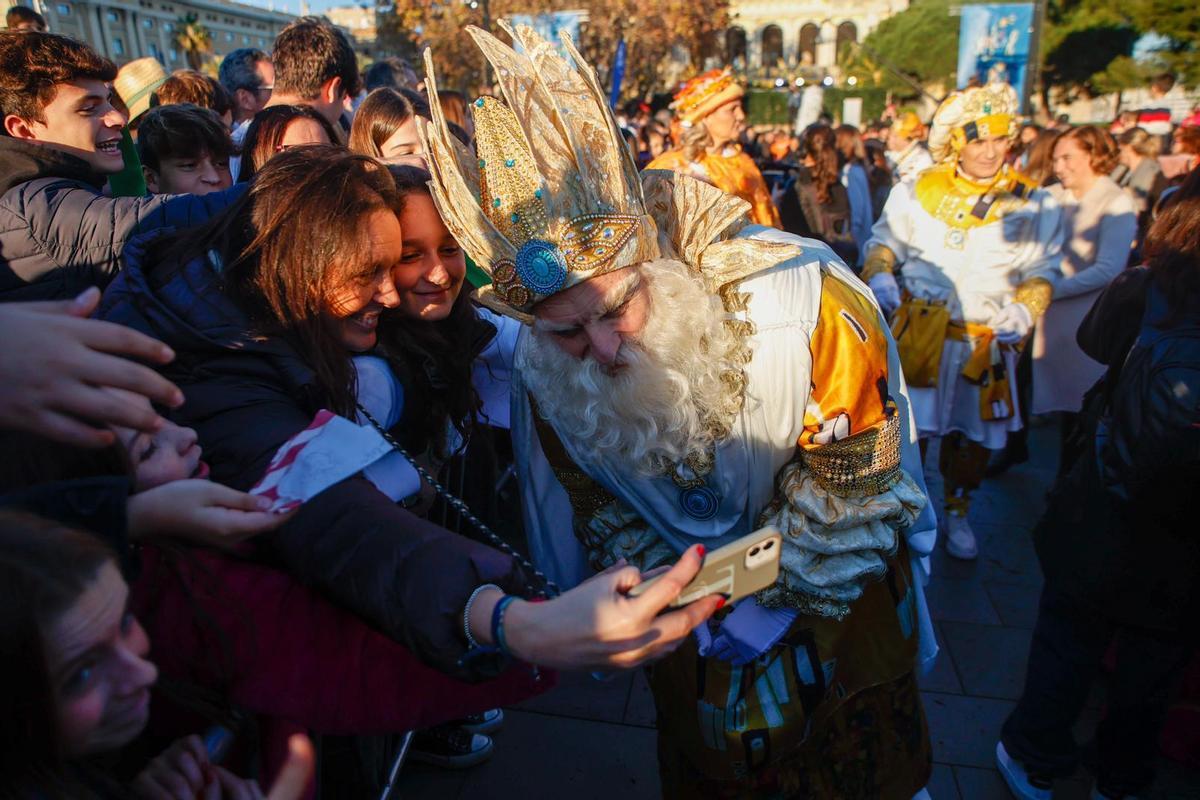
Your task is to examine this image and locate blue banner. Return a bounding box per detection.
[957,3,1034,100]
[609,39,627,109]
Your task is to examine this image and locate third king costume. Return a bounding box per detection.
[421,26,938,798]
[864,83,1063,559]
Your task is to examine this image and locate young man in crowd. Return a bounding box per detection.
[0,31,241,301]
[265,16,360,131]
[151,69,233,127]
[138,104,234,196]
[5,4,46,31]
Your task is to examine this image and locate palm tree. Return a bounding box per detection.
[174,12,212,71]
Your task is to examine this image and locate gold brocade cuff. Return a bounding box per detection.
[861,246,897,283]
[1014,277,1052,319]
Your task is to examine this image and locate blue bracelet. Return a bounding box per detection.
[490,595,518,658]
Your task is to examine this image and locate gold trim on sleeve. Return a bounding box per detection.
[1014,277,1053,319]
[861,246,897,283]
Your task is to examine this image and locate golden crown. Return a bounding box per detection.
[419,24,660,320]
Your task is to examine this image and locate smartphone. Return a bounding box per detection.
[627,526,783,608]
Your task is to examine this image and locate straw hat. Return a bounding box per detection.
[671,68,744,126]
[114,57,167,122]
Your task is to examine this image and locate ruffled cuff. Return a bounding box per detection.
[757,463,926,619]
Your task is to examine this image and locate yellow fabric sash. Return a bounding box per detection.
[948,321,1017,422]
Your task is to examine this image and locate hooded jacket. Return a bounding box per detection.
[99,232,534,678]
[0,136,241,302]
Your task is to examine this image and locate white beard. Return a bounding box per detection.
[519,259,745,477]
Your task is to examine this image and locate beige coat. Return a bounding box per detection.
[1032,176,1137,413]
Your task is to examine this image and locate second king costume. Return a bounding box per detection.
[420,26,939,798]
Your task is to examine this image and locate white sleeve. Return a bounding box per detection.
[864,181,914,264]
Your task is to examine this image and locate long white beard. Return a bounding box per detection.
[519,259,745,477]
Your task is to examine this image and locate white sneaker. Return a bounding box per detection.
[996,741,1052,800]
[945,512,978,560]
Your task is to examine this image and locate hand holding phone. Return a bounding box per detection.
[627,526,782,608]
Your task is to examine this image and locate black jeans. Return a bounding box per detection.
[1001,584,1189,795]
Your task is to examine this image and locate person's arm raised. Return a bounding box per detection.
[0,288,182,447]
[470,544,723,671]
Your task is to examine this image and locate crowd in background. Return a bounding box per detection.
[1,4,1198,799]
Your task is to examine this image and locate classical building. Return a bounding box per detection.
[325,3,375,59]
[3,0,292,67]
[725,0,908,76]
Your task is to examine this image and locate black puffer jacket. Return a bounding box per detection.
[0,137,241,302]
[99,232,534,678]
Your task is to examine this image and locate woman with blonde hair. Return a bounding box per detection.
[1114,126,1166,221]
[1032,125,1137,473]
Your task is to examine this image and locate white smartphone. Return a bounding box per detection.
[627,526,783,608]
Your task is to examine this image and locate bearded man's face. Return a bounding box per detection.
[520,260,744,477]
[531,267,651,367]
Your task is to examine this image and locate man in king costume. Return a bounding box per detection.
[421,26,939,799]
[863,83,1063,561]
[647,68,783,229]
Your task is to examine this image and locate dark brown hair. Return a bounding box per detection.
[271,16,361,101]
[1054,125,1119,175]
[436,90,469,132]
[348,87,425,158]
[834,124,866,166]
[237,104,340,182]
[157,146,402,417]
[377,164,481,456]
[136,103,235,172]
[1145,167,1200,323]
[1117,126,1161,158]
[802,124,841,204]
[151,70,232,118]
[5,5,46,30]
[1022,128,1059,186]
[0,511,115,794]
[0,31,115,123]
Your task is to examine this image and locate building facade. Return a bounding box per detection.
[325,3,375,59]
[4,0,292,67]
[726,0,908,76]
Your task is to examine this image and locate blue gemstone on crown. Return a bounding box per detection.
[505,158,516,167]
[515,239,568,296]
[493,198,501,208]
[478,158,486,168]
[475,98,485,108]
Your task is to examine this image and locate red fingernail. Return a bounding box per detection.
[696,544,706,558]
[715,596,726,609]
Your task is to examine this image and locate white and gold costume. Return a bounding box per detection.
[864,84,1062,535]
[421,25,938,797]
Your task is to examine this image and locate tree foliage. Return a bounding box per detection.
[174,12,213,71]
[376,0,730,99]
[854,0,961,94]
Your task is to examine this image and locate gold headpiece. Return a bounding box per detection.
[419,24,660,320]
[927,82,1019,162]
[672,68,745,125]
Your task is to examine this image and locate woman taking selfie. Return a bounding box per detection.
[99,146,719,686]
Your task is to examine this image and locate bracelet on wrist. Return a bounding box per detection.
[490,595,519,658]
[463,583,500,649]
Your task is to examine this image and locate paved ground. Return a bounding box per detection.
[398,423,1200,799]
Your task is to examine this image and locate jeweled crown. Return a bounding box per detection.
[419,23,661,320]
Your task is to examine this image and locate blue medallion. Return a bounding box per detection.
[679,485,720,520]
[515,239,568,295]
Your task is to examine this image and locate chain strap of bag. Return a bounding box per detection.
[356,403,560,599]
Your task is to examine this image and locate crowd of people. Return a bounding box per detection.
[0,6,1197,800]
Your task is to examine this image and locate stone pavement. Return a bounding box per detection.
[398,423,1200,799]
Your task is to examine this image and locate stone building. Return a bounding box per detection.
[325,3,375,59]
[726,0,908,77]
[2,0,292,67]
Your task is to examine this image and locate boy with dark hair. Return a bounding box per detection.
[0,32,240,301]
[138,104,234,196]
[266,16,360,128]
[5,5,46,32]
[151,69,233,126]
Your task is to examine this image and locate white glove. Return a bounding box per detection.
[988,302,1033,344]
[868,272,901,316]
